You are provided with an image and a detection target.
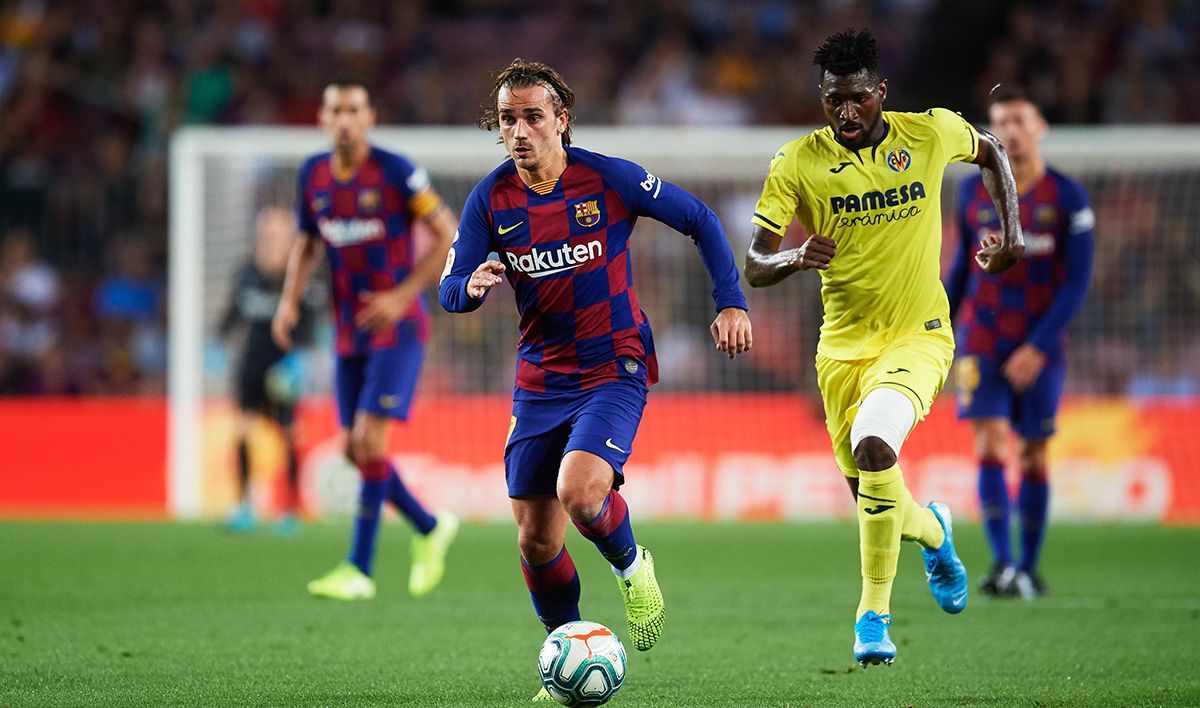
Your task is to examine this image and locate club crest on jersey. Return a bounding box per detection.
[358,189,381,212]
[886,148,912,172]
[1035,204,1058,226]
[311,195,328,212]
[574,199,601,228]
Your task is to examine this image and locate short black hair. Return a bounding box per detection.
[987,84,1036,109]
[325,76,372,105]
[812,29,880,81]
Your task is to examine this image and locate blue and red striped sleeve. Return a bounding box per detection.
[439,179,494,313]
[1027,178,1094,352]
[604,156,748,312]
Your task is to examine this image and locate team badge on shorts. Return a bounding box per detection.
[358,189,380,212]
[574,199,601,228]
[886,148,912,172]
[623,359,639,374]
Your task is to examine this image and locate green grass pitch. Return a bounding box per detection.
[2,519,1198,706]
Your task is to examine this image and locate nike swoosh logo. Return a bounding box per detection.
[829,161,853,173]
[863,505,895,515]
[605,438,627,454]
[886,368,909,374]
[498,221,523,235]
[952,593,966,607]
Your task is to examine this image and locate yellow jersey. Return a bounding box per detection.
[752,108,979,361]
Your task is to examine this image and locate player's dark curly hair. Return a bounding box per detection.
[812,29,880,81]
[479,58,576,145]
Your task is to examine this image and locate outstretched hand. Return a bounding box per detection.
[467,260,506,299]
[710,307,753,359]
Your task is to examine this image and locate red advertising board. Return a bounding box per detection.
[0,396,1195,523]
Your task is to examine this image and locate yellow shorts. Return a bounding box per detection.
[815,330,954,478]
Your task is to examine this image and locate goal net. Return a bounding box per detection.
[169,125,1200,523]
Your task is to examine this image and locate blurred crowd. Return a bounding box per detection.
[1,0,1198,395]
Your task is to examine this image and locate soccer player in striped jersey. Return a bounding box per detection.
[945,87,1095,599]
[744,29,1023,666]
[273,78,460,600]
[439,59,751,698]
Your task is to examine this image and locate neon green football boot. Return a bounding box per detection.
[532,686,555,702]
[409,512,460,597]
[616,545,666,651]
[307,561,376,600]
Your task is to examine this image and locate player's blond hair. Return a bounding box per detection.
[479,58,576,145]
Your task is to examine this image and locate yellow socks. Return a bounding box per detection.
[855,463,945,618]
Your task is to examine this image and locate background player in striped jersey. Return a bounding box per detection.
[440,59,751,697]
[273,78,460,600]
[945,87,1095,599]
[744,29,1023,666]
[219,206,321,535]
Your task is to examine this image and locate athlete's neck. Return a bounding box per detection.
[1011,153,1046,194]
[516,148,568,187]
[332,142,370,180]
[835,119,889,152]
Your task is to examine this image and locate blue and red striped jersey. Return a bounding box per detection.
[440,146,747,398]
[946,166,1095,358]
[296,146,435,355]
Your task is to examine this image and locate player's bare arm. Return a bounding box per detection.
[710,307,753,359]
[356,198,459,333]
[972,131,1024,274]
[272,233,324,350]
[744,225,837,287]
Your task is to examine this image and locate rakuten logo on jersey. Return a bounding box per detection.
[318,217,385,246]
[505,240,604,278]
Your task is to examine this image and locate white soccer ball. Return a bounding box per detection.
[537,621,627,706]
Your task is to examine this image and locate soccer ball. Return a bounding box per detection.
[537,621,626,706]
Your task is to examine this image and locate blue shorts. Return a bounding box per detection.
[334,341,425,428]
[955,352,1066,440]
[504,375,648,498]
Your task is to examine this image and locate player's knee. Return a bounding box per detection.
[853,436,896,472]
[1018,439,1048,480]
[973,420,1008,461]
[517,528,561,566]
[556,481,606,523]
[850,387,914,471]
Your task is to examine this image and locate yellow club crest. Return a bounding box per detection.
[886,148,912,172]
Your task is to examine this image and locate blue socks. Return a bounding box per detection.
[387,463,437,535]
[573,490,638,572]
[347,459,438,576]
[348,470,388,576]
[978,459,1012,567]
[1018,468,1049,572]
[521,546,582,633]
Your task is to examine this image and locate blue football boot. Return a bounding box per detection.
[923,501,968,613]
[853,610,896,666]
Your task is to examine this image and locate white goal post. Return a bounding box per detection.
[169,125,1200,520]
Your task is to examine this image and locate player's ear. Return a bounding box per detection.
[877,79,888,103]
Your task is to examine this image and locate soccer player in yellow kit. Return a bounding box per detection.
[744,29,1024,666]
